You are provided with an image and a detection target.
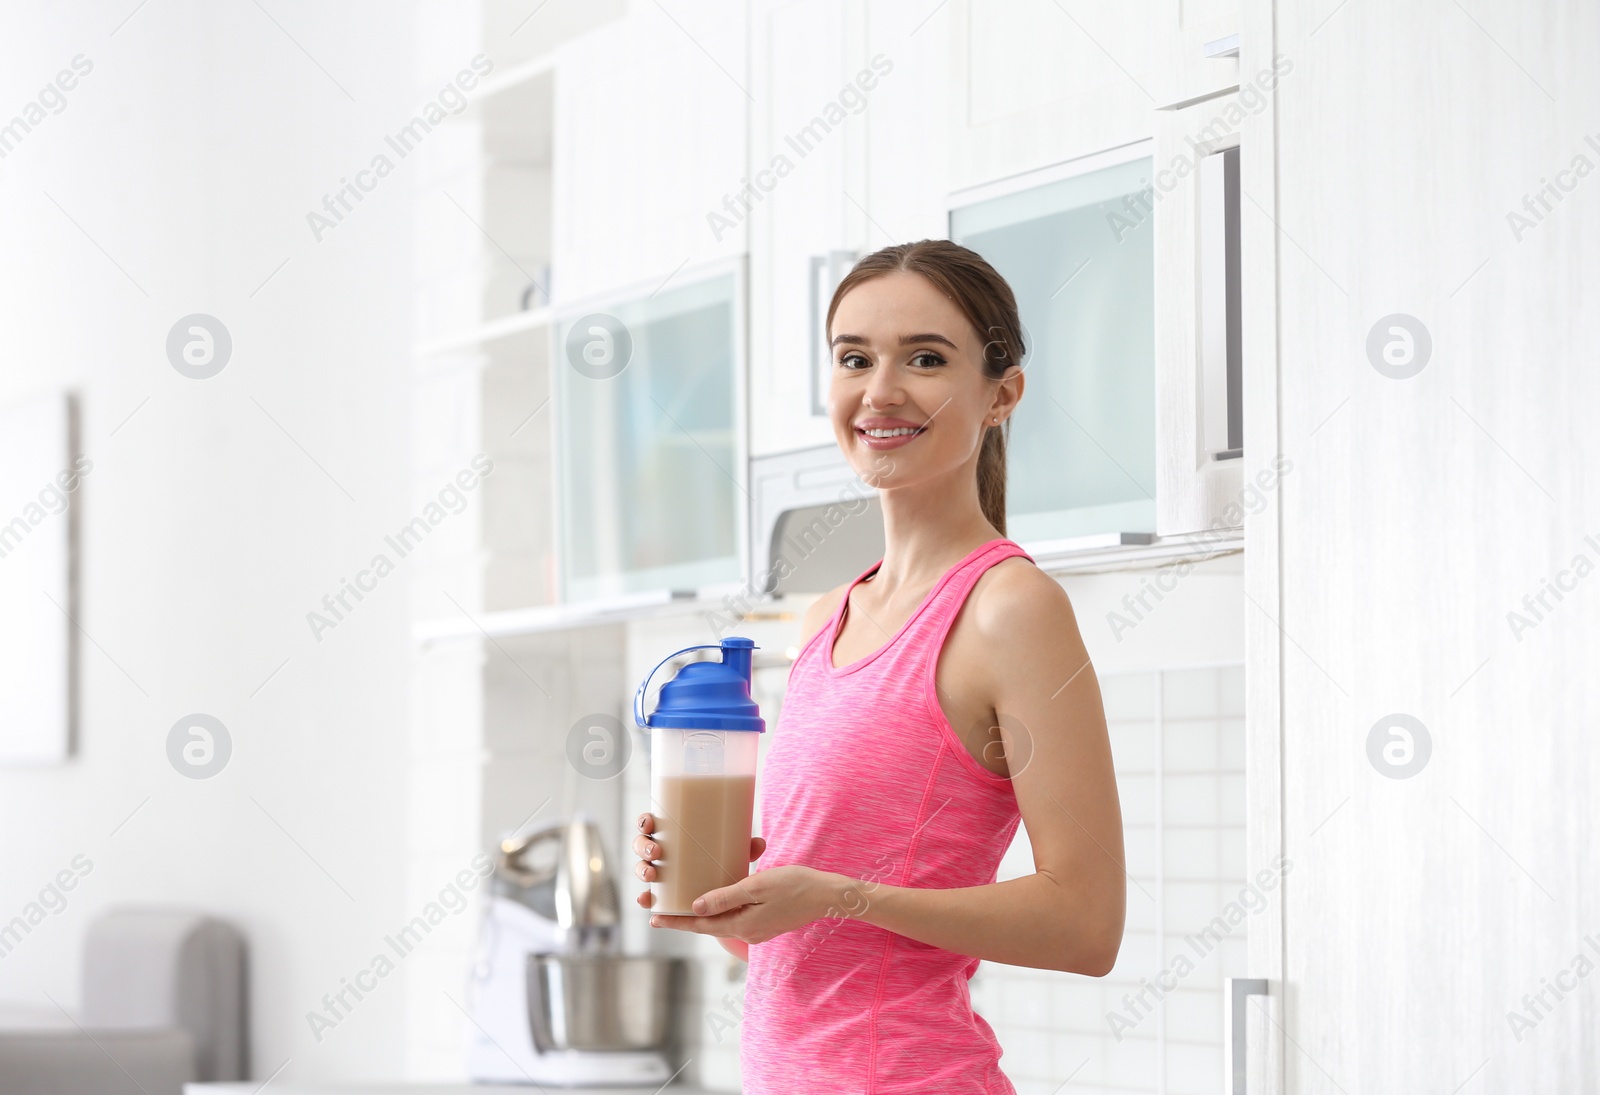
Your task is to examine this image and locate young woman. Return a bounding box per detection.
[634,240,1126,1093]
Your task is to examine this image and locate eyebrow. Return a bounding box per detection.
[830,332,959,350]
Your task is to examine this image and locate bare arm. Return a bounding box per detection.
[828,567,1126,975]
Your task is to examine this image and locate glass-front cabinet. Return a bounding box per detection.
[949,144,1157,545]
[554,263,745,603]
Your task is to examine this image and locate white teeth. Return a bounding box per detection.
[861,427,921,438]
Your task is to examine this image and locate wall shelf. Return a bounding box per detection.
[413,307,552,357]
[1024,528,1243,575]
[412,531,1243,646]
[471,54,556,104]
[413,584,748,646]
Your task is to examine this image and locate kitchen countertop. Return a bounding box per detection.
[186,1085,731,1095]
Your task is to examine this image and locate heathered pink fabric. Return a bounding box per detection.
[741,538,1032,1095]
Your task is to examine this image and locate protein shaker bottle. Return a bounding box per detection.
[633,636,766,916]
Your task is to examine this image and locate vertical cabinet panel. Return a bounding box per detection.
[1149,0,1243,110]
[862,0,954,247]
[551,4,746,306]
[750,0,959,459]
[1154,93,1246,535]
[748,0,856,457]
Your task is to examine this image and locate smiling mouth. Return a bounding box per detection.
[855,426,926,438]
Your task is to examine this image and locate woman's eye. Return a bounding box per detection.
[912,352,946,368]
[838,353,869,370]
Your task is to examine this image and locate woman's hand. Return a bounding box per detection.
[635,811,767,909]
[634,811,833,945]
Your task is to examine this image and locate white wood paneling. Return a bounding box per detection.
[1150,0,1243,110]
[1270,0,1600,1090]
[1154,91,1249,536]
[550,2,747,304]
[950,0,1155,193]
[747,0,959,458]
[747,0,856,456]
[1238,0,1285,1089]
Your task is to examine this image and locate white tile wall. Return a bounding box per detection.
[973,663,1249,1094]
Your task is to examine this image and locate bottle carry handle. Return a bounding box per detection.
[633,644,724,729]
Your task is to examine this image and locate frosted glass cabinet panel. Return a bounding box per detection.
[949,149,1157,544]
[555,269,743,602]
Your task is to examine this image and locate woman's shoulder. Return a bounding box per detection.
[968,552,1079,639]
[942,552,1087,705]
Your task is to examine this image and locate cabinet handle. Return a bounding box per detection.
[809,250,859,415]
[1198,145,1243,460]
[1205,33,1240,59]
[1224,977,1269,1095]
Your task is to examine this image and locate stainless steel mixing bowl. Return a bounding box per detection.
[525,953,686,1052]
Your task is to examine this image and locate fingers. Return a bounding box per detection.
[633,842,659,884]
[750,836,766,860]
[633,823,662,888]
[635,813,660,913]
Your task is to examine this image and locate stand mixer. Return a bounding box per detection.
[465,812,684,1085]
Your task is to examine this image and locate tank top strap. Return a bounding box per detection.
[897,537,1034,663]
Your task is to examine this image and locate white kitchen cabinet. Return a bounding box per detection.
[1148,0,1243,110]
[860,0,956,257]
[1153,90,1248,536]
[747,0,861,457]
[552,260,746,603]
[949,0,1154,194]
[549,2,746,307]
[747,0,955,459]
[950,144,1160,546]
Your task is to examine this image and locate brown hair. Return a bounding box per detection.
[824,239,1025,536]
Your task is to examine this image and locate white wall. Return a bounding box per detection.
[0,0,424,1079]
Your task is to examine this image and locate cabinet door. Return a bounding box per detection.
[950,0,1153,194]
[1153,92,1247,536]
[748,0,956,459]
[1148,0,1243,110]
[551,3,746,305]
[863,0,954,249]
[747,0,858,458]
[554,266,744,602]
[950,147,1159,545]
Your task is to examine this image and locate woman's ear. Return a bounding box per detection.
[991,364,1024,423]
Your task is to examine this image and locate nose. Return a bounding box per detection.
[861,356,905,411]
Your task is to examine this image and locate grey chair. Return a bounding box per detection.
[0,907,247,1094]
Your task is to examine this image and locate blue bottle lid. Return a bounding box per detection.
[633,637,766,732]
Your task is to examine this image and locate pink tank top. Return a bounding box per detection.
[741,538,1032,1095]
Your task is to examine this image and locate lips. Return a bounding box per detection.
[853,417,927,449]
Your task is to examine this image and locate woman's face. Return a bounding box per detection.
[827,270,1022,490]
